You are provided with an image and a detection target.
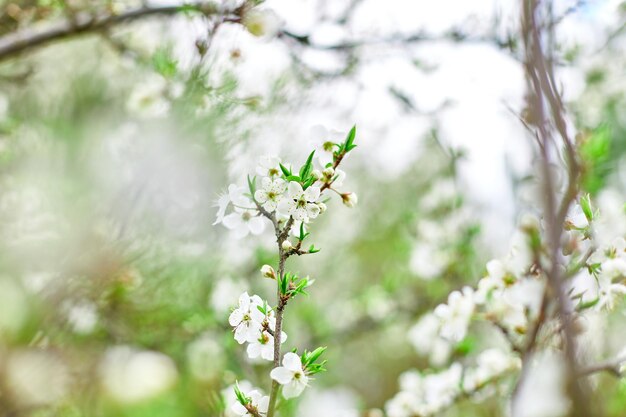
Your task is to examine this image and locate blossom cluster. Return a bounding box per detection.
[393,194,626,417]
[216,125,358,415]
[214,125,357,239]
[228,292,286,362]
[387,349,520,417]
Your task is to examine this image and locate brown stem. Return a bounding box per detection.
[267,217,293,417]
[517,1,589,416]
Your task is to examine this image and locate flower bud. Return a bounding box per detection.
[341,192,358,208]
[322,167,335,182]
[260,264,276,280]
[317,202,327,214]
[311,169,322,180]
[281,240,293,251]
[242,9,283,38]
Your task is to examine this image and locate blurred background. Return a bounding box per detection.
[0,0,624,416]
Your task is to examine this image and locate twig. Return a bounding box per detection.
[0,2,225,61]
[578,356,626,379]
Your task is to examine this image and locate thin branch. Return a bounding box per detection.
[0,2,224,61]
[279,28,514,52]
[578,356,626,379]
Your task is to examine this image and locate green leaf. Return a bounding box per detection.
[152,48,178,78]
[299,151,316,181]
[344,125,357,151]
[234,382,249,405]
[298,223,309,241]
[304,346,327,366]
[279,163,292,177]
[247,175,257,196]
[308,244,320,254]
[580,194,593,222]
[280,273,289,295]
[580,124,611,195]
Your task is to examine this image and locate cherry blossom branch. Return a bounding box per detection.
[267,233,288,417]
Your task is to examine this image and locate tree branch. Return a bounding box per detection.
[0,2,224,62]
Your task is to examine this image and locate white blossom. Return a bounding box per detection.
[254,177,286,212]
[434,286,475,342]
[223,208,266,239]
[229,292,265,344]
[246,330,286,362]
[256,156,282,178]
[277,182,321,222]
[270,352,309,399]
[242,9,283,38]
[309,125,343,167]
[341,192,358,208]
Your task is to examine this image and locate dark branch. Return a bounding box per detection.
[0,2,224,62]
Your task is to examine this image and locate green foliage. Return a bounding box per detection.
[580,124,612,195]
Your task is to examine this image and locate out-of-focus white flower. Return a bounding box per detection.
[242,9,283,38]
[512,351,570,417]
[126,74,170,118]
[255,177,287,212]
[214,184,250,226]
[6,350,69,407]
[210,278,246,313]
[409,243,448,280]
[270,352,309,399]
[65,300,98,334]
[309,125,343,167]
[223,208,266,238]
[100,346,178,403]
[434,287,475,342]
[229,292,265,344]
[462,348,520,392]
[408,313,452,366]
[186,334,224,381]
[256,156,282,178]
[278,182,321,222]
[298,388,359,417]
[232,389,270,416]
[386,364,462,417]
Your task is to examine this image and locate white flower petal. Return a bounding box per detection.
[282,379,307,399]
[228,309,244,327]
[288,181,304,198]
[306,203,320,219]
[222,213,243,230]
[248,217,265,235]
[258,396,270,413]
[304,186,320,202]
[282,352,302,372]
[231,402,247,416]
[255,190,268,204]
[270,366,294,385]
[247,343,262,359]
